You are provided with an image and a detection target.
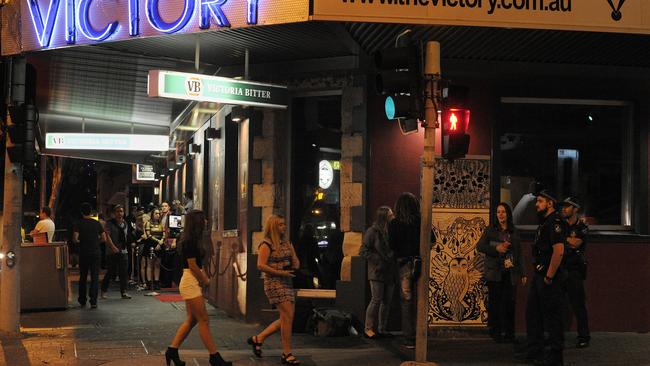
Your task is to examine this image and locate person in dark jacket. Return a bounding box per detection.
[388,192,421,349]
[101,205,134,299]
[477,202,527,343]
[361,206,397,339]
[73,203,107,308]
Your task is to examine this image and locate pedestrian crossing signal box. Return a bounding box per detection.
[441,86,471,159]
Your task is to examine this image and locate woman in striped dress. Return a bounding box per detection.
[247,215,301,365]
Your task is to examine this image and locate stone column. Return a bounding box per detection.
[339,86,366,281]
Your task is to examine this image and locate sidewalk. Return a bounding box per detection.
[1,276,649,366]
[0,276,403,366]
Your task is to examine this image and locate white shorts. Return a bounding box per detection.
[179,269,203,300]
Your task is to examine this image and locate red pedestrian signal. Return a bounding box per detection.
[442,108,470,134]
[441,86,471,159]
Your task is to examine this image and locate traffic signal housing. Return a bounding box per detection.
[6,104,26,163]
[441,86,471,160]
[5,104,37,164]
[375,42,423,135]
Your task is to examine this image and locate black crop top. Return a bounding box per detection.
[180,239,203,269]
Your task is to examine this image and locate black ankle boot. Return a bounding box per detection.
[165,347,185,366]
[209,352,232,366]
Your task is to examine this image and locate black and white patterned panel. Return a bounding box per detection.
[432,159,490,209]
[429,215,488,325]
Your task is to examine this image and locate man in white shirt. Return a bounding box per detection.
[31,206,56,243]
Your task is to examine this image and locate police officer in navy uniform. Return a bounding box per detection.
[560,197,590,349]
[517,190,567,366]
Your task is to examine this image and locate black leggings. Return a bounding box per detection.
[487,271,516,336]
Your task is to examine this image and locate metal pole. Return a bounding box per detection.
[414,41,441,363]
[195,35,201,72]
[40,154,47,209]
[244,49,250,80]
[0,56,26,335]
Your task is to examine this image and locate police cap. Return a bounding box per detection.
[536,189,558,203]
[561,196,581,209]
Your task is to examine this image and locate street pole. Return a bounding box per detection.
[0,56,26,335]
[40,155,47,209]
[414,41,441,364]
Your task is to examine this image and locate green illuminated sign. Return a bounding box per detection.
[148,70,288,109]
[46,133,169,151]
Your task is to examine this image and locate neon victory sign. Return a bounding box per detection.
[26,0,259,47]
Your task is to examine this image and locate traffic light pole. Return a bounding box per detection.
[0,57,25,335]
[414,41,441,364]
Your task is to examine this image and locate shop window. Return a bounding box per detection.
[497,99,633,228]
[290,95,343,289]
[223,116,239,231]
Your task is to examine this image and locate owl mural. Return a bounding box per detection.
[430,217,485,324]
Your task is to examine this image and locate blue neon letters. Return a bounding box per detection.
[247,0,257,25]
[25,0,259,48]
[200,0,230,29]
[65,0,75,43]
[78,0,119,41]
[129,0,140,36]
[146,0,195,33]
[27,0,61,47]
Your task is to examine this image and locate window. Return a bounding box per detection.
[497,99,633,228]
[290,95,343,289]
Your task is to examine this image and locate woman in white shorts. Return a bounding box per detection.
[165,210,231,366]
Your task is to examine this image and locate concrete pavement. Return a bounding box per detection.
[1,274,649,366]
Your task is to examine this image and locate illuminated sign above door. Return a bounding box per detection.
[148,70,288,109]
[15,0,309,53]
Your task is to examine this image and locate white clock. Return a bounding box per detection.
[318,160,334,189]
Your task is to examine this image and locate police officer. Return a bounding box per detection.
[560,197,590,348]
[517,190,567,366]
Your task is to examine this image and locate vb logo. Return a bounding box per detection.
[186,77,202,97]
[607,0,626,21]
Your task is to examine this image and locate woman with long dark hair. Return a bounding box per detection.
[361,206,396,339]
[145,208,165,292]
[247,214,301,365]
[388,192,421,349]
[165,210,231,366]
[477,202,527,343]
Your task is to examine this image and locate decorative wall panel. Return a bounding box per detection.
[433,158,490,209]
[429,209,488,326]
[429,157,490,326]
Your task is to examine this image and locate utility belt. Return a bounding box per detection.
[533,262,567,281]
[565,250,588,279]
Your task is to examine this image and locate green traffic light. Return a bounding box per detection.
[385,96,396,120]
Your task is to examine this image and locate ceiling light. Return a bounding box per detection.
[189,143,201,155]
[231,106,248,123]
[205,127,221,141]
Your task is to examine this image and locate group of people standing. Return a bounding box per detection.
[359,189,590,366]
[360,192,425,349]
[73,194,193,308]
[480,191,590,366]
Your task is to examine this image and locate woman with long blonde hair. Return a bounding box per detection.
[247,214,301,365]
